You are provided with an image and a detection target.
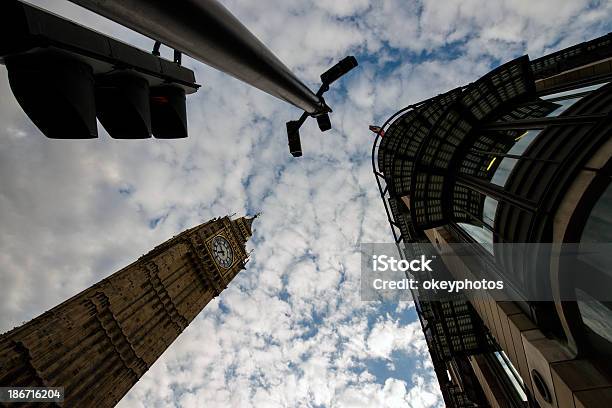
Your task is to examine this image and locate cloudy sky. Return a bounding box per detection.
[1,1,611,407]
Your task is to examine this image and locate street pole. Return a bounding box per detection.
[67,0,326,114]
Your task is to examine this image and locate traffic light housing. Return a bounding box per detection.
[150,86,188,139]
[0,0,199,140]
[286,121,302,157]
[96,73,152,139]
[6,54,98,139]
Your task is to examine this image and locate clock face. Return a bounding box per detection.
[211,236,233,269]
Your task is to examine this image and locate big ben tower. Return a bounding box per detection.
[0,215,256,407]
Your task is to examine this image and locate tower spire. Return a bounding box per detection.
[245,212,260,232]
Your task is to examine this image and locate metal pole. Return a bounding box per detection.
[67,0,325,114]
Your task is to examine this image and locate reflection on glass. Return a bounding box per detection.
[541,82,607,100]
[546,97,581,117]
[457,223,493,254]
[490,158,517,187]
[540,82,608,117]
[490,130,541,187]
[495,351,528,402]
[580,184,612,276]
[576,288,612,345]
[581,184,612,243]
[577,184,612,348]
[483,196,498,227]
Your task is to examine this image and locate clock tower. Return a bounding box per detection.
[0,214,257,407]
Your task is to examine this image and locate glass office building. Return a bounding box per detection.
[373,33,612,407]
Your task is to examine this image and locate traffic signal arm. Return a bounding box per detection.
[0,0,199,94]
[0,0,199,140]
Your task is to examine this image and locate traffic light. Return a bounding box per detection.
[6,54,98,139]
[286,121,302,157]
[150,86,188,139]
[96,73,152,139]
[0,0,199,140]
